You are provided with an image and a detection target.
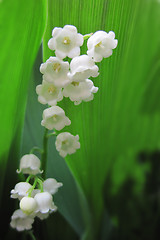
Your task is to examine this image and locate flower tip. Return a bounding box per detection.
[48,38,54,51]
[39,169,43,174]
[41,120,44,126]
[115,39,118,47]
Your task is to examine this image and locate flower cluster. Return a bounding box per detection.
[36,25,117,157]
[10,25,117,234]
[10,154,62,231]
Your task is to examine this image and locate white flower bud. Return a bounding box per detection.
[41,106,71,131]
[17,154,42,175]
[20,197,37,215]
[10,209,34,231]
[87,30,118,62]
[10,182,32,200]
[34,192,57,214]
[55,132,80,157]
[48,25,84,59]
[63,79,98,105]
[43,178,63,195]
[68,55,99,82]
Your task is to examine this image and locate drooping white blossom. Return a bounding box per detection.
[20,197,37,215]
[40,57,71,87]
[43,178,63,195]
[34,192,57,214]
[10,209,34,231]
[55,132,80,158]
[68,55,99,82]
[17,154,42,175]
[36,211,50,220]
[48,25,84,59]
[41,106,71,131]
[63,79,98,105]
[11,182,32,200]
[36,80,63,106]
[87,30,118,62]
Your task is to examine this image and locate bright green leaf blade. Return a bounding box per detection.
[43,0,160,238]
[0,0,47,198]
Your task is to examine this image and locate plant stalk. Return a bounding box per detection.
[41,128,49,178]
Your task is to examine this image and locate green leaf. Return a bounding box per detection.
[0,0,47,200]
[43,0,160,238]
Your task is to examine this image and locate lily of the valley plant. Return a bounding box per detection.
[10,25,117,234]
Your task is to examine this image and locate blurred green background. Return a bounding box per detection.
[0,0,160,239]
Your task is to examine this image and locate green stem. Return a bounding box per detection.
[83,33,93,40]
[28,177,38,197]
[41,128,49,178]
[47,131,57,138]
[37,178,44,192]
[28,230,37,240]
[26,175,33,183]
[29,146,43,154]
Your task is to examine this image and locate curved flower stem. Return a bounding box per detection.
[47,131,57,138]
[37,178,44,192]
[41,128,49,178]
[83,33,93,40]
[29,146,43,155]
[26,174,34,183]
[28,230,36,240]
[28,177,38,197]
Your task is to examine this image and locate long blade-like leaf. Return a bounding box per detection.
[0,1,47,238]
[0,0,47,196]
[43,0,160,238]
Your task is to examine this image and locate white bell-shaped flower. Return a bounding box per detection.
[34,192,57,214]
[87,30,118,62]
[41,106,71,131]
[48,25,84,59]
[20,196,37,215]
[11,182,32,200]
[55,132,80,158]
[10,209,34,231]
[17,154,42,175]
[36,80,63,106]
[63,79,98,105]
[36,211,50,220]
[43,178,63,195]
[68,55,99,82]
[40,57,71,87]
